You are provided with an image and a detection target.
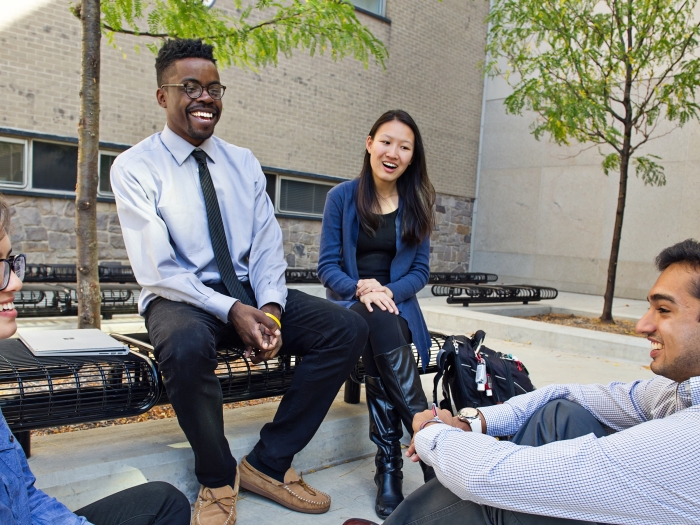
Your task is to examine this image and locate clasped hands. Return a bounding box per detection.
[405,408,472,463]
[356,278,399,315]
[228,301,282,364]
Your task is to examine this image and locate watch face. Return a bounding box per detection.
[458,407,479,419]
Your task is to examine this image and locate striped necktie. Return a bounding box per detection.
[191,148,254,307]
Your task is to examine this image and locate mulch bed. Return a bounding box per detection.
[30,396,283,437]
[522,313,643,338]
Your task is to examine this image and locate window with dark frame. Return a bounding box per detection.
[99,152,119,195]
[32,141,78,192]
[0,140,25,186]
[353,0,385,16]
[278,177,333,216]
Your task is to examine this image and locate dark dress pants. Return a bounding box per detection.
[383,399,608,525]
[75,481,190,525]
[144,284,367,489]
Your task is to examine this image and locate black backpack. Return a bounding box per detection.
[433,330,535,413]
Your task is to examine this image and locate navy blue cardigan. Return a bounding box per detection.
[318,179,431,367]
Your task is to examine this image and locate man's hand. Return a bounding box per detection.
[228,301,282,363]
[406,408,454,462]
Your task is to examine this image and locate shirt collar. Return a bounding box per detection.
[160,124,217,166]
[683,376,700,406]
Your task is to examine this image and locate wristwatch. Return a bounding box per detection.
[456,407,483,433]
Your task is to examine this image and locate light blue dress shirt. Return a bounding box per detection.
[111,125,287,322]
[0,409,90,525]
[416,375,700,524]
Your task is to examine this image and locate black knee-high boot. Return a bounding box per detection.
[365,376,404,519]
[374,344,435,483]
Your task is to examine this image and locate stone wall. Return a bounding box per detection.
[6,191,472,271]
[431,194,474,272]
[7,195,126,265]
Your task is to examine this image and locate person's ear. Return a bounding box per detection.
[157,88,167,109]
[366,135,373,154]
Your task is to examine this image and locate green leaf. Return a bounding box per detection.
[99,0,387,71]
[634,155,666,186]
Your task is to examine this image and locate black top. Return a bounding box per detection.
[356,209,398,286]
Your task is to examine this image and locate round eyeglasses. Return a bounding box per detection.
[0,254,25,291]
[160,81,226,100]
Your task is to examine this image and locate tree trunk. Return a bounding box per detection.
[76,0,101,329]
[600,151,630,323]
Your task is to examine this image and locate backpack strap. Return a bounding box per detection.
[433,336,454,406]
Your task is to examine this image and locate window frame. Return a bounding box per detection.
[29,138,81,196]
[0,135,29,189]
[353,0,388,19]
[274,175,336,219]
[97,150,120,197]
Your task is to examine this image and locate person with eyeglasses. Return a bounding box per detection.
[0,197,191,525]
[110,38,368,525]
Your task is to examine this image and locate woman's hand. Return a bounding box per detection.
[359,291,399,314]
[356,278,383,297]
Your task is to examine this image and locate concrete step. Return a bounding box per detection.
[421,302,649,365]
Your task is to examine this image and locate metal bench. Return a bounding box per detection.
[0,338,159,457]
[0,331,447,457]
[432,283,559,306]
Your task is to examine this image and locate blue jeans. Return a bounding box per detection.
[383,399,608,525]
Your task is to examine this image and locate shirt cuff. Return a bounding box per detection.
[477,404,516,437]
[256,289,288,312]
[414,423,460,465]
[205,292,237,323]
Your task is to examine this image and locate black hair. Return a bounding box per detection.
[155,39,216,87]
[656,239,700,300]
[356,110,435,245]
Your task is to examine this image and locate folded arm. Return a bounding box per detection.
[478,376,675,437]
[415,411,700,524]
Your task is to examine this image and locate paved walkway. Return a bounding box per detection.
[19,289,656,523]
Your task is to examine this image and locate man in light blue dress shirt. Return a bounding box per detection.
[344,239,700,525]
[110,39,367,524]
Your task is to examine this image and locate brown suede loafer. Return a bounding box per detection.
[191,466,239,525]
[239,456,331,514]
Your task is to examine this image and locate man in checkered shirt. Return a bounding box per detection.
[344,239,700,525]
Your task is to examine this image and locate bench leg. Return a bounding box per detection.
[15,431,31,458]
[344,376,361,404]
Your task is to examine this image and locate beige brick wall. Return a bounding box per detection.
[0,0,488,268]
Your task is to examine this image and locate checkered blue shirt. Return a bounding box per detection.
[415,375,700,524]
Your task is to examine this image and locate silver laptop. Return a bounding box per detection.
[18,329,130,357]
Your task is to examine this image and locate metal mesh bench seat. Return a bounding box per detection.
[0,338,160,456]
[432,283,559,306]
[111,333,299,406]
[0,330,449,457]
[14,283,141,319]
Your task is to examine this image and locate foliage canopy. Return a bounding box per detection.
[486,0,700,185]
[78,0,388,70]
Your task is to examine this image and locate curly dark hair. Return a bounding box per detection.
[155,39,216,86]
[656,239,700,300]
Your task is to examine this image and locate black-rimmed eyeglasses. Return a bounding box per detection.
[160,82,226,100]
[0,254,25,291]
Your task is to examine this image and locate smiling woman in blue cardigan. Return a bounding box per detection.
[318,110,436,519]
